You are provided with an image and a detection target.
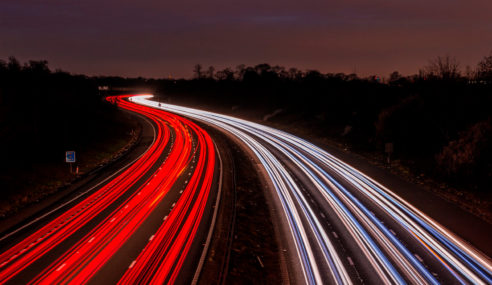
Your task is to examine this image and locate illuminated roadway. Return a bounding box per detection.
[1,94,491,284]
[132,95,492,285]
[0,95,219,284]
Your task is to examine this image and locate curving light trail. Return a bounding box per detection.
[133,94,492,285]
[0,95,217,284]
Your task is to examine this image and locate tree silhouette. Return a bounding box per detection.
[477,51,492,82]
[421,55,460,80]
[26,60,50,74]
[206,66,215,79]
[288,68,302,80]
[215,68,234,81]
[235,64,246,80]
[193,64,203,79]
[389,71,401,82]
[157,52,492,192]
[7,56,21,72]
[0,57,135,200]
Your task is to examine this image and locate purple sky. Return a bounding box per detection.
[1,0,491,78]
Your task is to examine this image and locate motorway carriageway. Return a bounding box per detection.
[133,95,492,285]
[0,95,217,284]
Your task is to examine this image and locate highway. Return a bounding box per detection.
[133,95,492,284]
[0,95,219,284]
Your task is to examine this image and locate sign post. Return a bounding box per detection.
[384,143,394,165]
[66,151,76,173]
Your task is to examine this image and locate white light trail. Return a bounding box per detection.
[133,95,492,285]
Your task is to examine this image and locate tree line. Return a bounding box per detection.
[190,54,492,83]
[2,52,490,193]
[0,57,132,198]
[157,52,492,191]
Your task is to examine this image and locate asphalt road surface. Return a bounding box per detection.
[133,95,492,285]
[2,93,491,284]
[0,96,221,284]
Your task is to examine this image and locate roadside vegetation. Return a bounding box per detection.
[2,52,491,221]
[150,53,492,220]
[0,57,137,217]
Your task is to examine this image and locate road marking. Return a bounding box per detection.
[191,143,223,285]
[347,257,354,266]
[257,256,265,268]
[56,263,66,271]
[414,254,423,263]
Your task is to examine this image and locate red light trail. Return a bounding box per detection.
[0,95,216,284]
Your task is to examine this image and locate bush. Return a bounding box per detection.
[436,119,492,186]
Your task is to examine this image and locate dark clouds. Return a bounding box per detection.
[1,0,491,78]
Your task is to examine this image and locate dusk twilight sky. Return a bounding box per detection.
[1,0,491,78]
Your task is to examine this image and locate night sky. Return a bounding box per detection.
[1,0,491,78]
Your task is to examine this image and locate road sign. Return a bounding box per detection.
[66,151,76,163]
